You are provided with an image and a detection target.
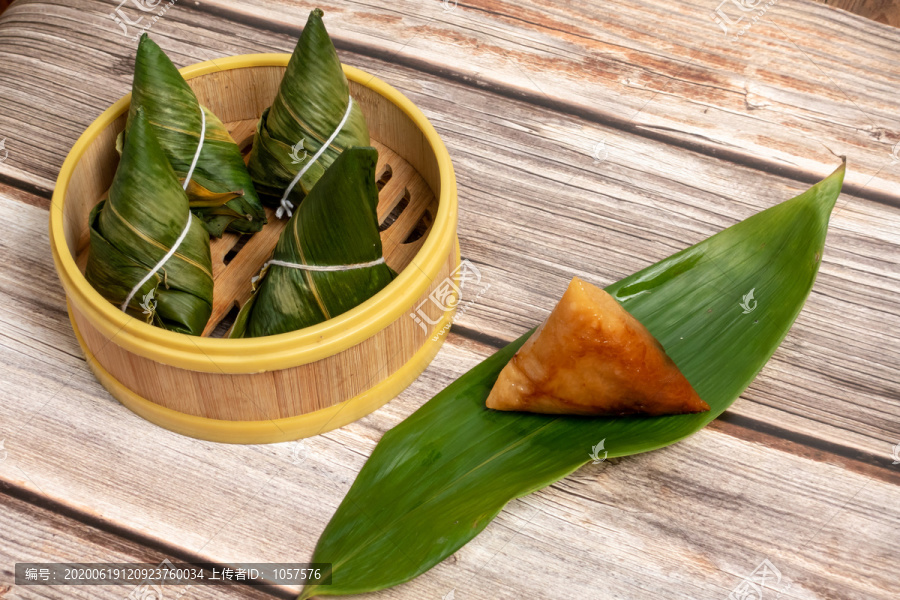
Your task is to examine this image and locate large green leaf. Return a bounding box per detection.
[300,163,846,598]
[247,8,369,210]
[86,108,213,336]
[231,147,394,338]
[129,35,267,237]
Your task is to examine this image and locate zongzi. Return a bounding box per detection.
[486,277,709,416]
[86,108,213,336]
[128,34,266,237]
[231,147,394,338]
[247,8,369,219]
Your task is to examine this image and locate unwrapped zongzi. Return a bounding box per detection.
[486,277,710,416]
[247,8,369,219]
[231,147,394,338]
[128,34,266,237]
[86,108,213,336]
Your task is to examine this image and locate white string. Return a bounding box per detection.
[120,213,193,312]
[182,107,206,191]
[252,257,385,286]
[120,107,206,313]
[276,97,355,220]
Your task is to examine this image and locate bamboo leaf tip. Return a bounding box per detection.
[836,156,847,174]
[136,32,157,52]
[826,159,847,193]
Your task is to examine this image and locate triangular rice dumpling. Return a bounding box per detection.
[128,34,266,237]
[230,147,395,338]
[247,8,369,214]
[86,108,213,336]
[486,277,709,416]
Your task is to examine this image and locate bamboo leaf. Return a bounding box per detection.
[300,163,846,598]
[231,147,394,338]
[130,35,267,237]
[247,8,369,210]
[86,108,213,336]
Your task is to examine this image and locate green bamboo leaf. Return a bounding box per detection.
[231,147,395,338]
[247,8,369,211]
[300,163,846,598]
[86,108,213,336]
[129,35,266,237]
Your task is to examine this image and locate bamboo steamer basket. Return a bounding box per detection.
[49,55,459,444]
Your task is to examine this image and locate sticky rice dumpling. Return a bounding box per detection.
[247,8,370,218]
[128,34,266,237]
[86,109,213,336]
[486,277,709,416]
[230,146,394,338]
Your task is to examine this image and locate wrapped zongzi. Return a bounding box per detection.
[247,8,369,219]
[486,277,710,416]
[231,147,394,338]
[86,108,213,336]
[128,34,266,237]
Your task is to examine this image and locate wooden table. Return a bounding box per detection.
[0,0,898,598]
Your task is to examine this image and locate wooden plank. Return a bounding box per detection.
[0,488,281,599]
[817,0,900,27]
[1,192,898,599]
[231,0,900,201]
[1,0,898,203]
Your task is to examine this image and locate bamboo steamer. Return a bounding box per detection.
[49,55,459,444]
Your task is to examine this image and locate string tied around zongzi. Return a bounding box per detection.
[250,256,386,290]
[119,107,206,312]
[275,96,355,220]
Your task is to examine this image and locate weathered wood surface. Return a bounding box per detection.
[0,485,279,599]
[818,0,900,26]
[2,0,900,202]
[0,0,898,598]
